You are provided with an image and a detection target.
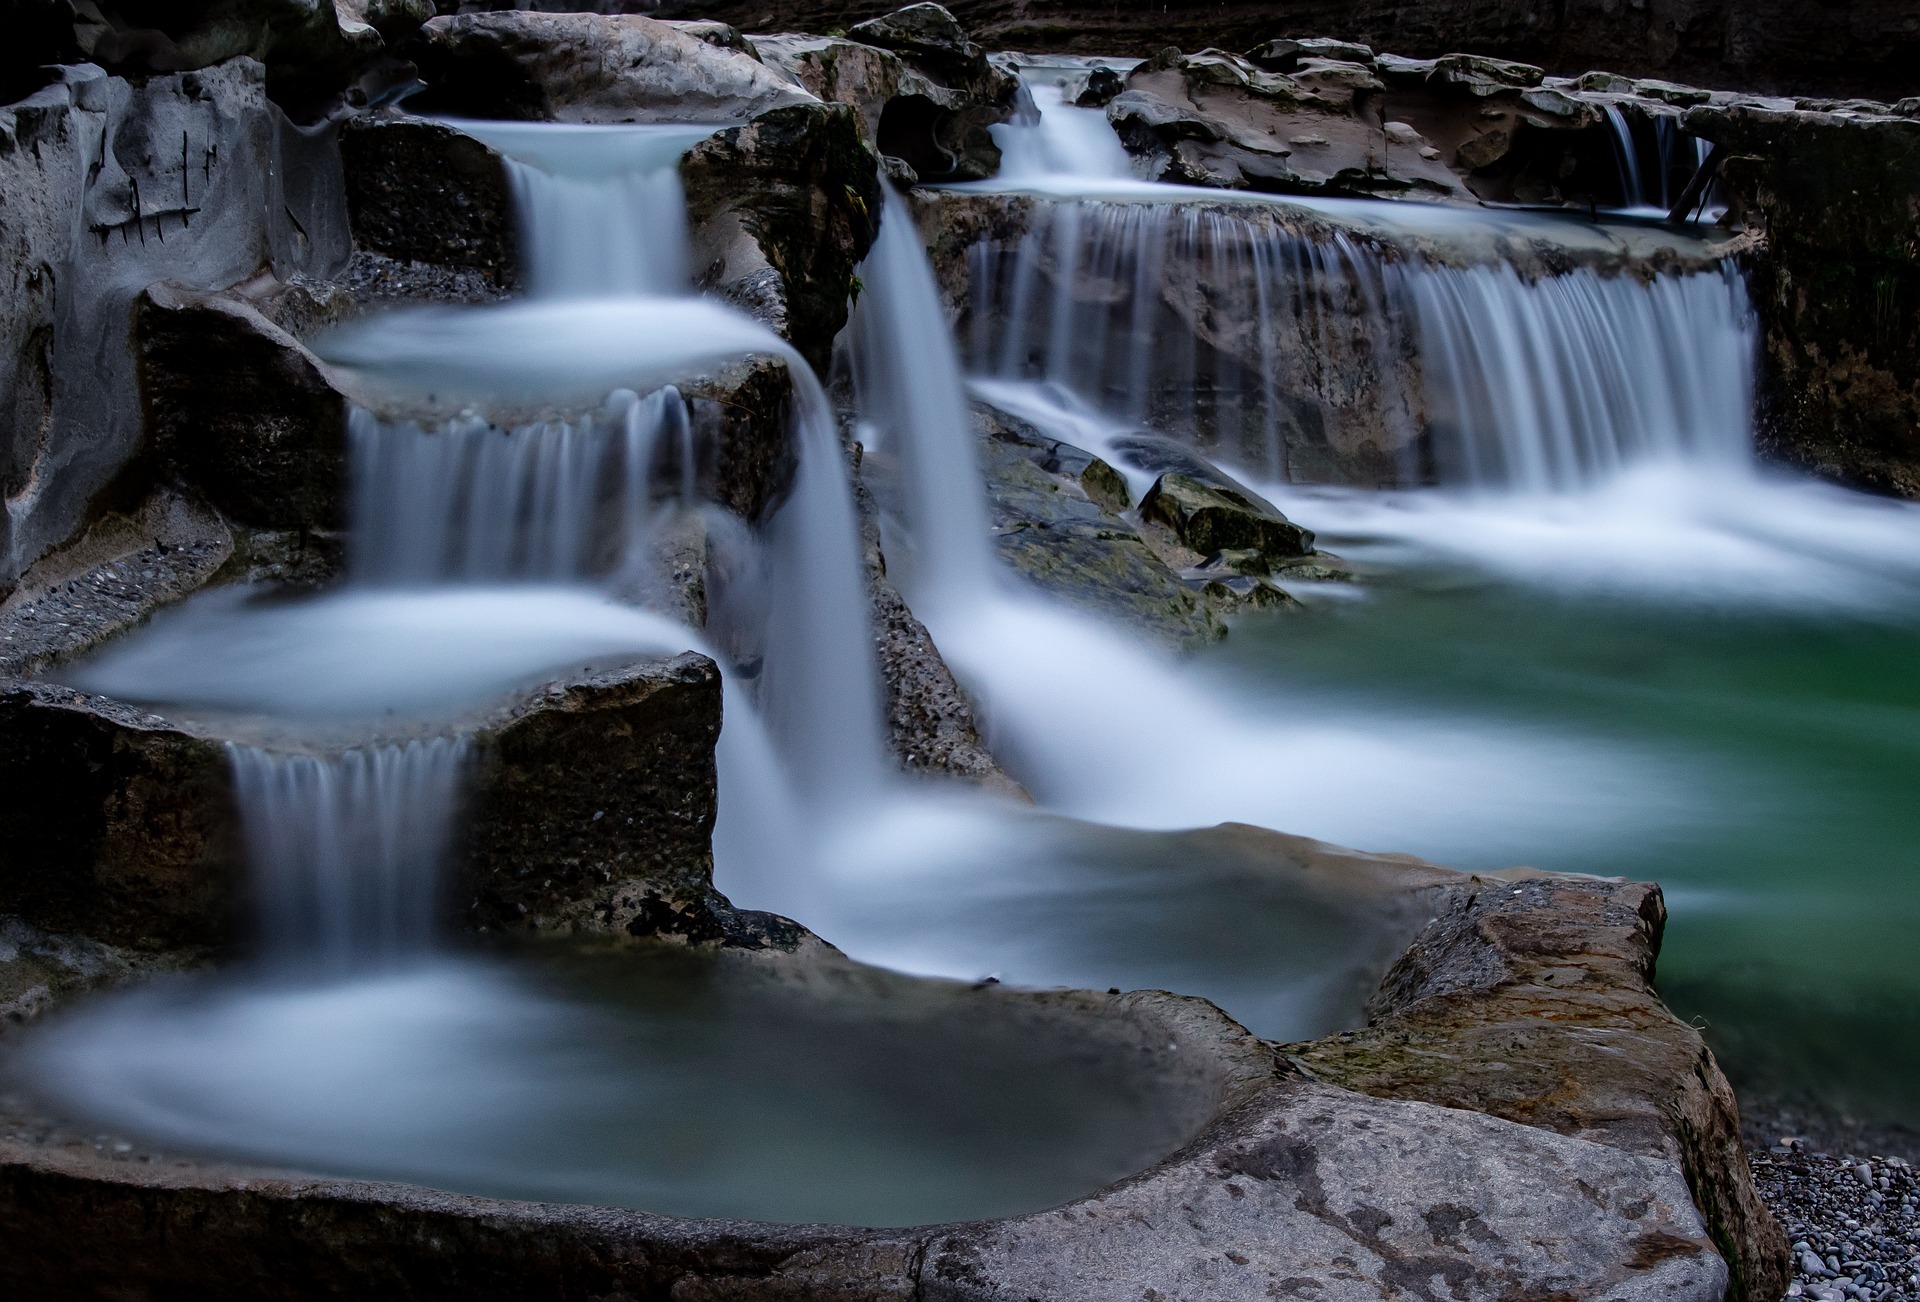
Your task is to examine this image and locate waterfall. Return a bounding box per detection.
[848,187,998,606]
[1401,262,1755,491]
[1601,107,1714,214]
[444,120,719,298]
[990,65,1139,185]
[228,738,473,970]
[965,199,1412,478]
[961,195,1754,491]
[349,387,690,584]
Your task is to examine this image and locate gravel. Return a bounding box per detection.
[1750,1143,1920,1300]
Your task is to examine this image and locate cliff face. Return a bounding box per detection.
[651,0,1920,101]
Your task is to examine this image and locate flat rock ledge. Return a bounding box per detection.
[0,844,1783,1300]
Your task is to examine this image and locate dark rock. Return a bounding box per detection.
[61,0,430,121]
[0,680,238,952]
[1139,471,1314,564]
[1283,873,1792,1302]
[135,281,351,532]
[339,115,518,288]
[847,2,988,88]
[752,26,1017,183]
[1429,52,1544,96]
[466,652,723,939]
[978,405,1221,648]
[1073,65,1121,108]
[1688,102,1920,498]
[1247,36,1375,72]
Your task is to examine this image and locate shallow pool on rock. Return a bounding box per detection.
[14,945,1217,1226]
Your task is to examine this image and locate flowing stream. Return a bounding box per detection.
[23,77,1920,1199]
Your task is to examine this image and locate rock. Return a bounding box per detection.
[1636,78,1714,107]
[846,3,986,86]
[1245,36,1374,72]
[1073,65,1122,108]
[134,282,351,532]
[0,680,237,952]
[978,405,1222,648]
[63,0,427,120]
[465,652,723,940]
[1283,873,1791,1302]
[1139,472,1314,564]
[1688,102,1920,497]
[0,59,349,599]
[0,649,728,954]
[1106,45,1470,201]
[653,0,1920,102]
[1429,52,1545,96]
[751,26,1016,183]
[339,115,518,289]
[404,11,816,123]
[869,576,1022,793]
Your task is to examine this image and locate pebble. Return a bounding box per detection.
[1751,1143,1920,1300]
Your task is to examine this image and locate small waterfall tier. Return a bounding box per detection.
[229,737,473,970]
[958,195,1754,490]
[350,387,694,584]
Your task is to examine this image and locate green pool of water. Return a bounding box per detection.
[1214,575,1920,1131]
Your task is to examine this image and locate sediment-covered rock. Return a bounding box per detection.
[1689,102,1920,498]
[1138,471,1314,565]
[339,116,519,287]
[1284,872,1792,1302]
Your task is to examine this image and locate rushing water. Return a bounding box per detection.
[28,78,1920,1211]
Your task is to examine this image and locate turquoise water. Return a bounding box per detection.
[1214,549,1920,1130]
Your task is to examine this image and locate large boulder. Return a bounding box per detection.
[1688,102,1920,497]
[1138,471,1314,566]
[134,281,352,532]
[752,15,1018,183]
[1284,873,1791,1302]
[404,10,813,122]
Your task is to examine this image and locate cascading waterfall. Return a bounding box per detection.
[963,195,1755,488]
[1602,106,1714,215]
[349,387,691,584]
[229,738,472,970]
[989,64,1140,186]
[1401,262,1755,491]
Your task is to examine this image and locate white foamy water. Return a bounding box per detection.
[990,64,1140,186]
[68,586,694,718]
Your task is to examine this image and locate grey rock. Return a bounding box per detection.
[0,59,349,598]
[1429,53,1546,96]
[1139,471,1314,565]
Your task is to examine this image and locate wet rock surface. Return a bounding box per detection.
[1691,103,1920,498]
[1282,872,1791,1302]
[977,404,1223,648]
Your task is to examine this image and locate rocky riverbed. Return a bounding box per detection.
[1749,1142,1920,1301]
